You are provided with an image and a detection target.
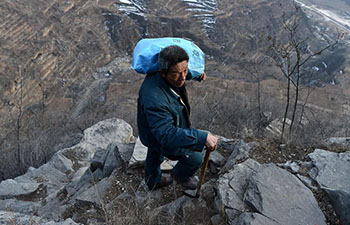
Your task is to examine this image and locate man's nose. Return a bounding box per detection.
[180,72,186,80]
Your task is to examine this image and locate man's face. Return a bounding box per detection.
[161,60,188,88]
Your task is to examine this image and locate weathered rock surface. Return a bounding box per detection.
[245,164,326,225]
[234,212,280,225]
[76,177,112,206]
[0,118,134,223]
[0,199,41,215]
[129,137,148,168]
[1,117,348,225]
[151,196,210,224]
[307,149,350,224]
[324,137,350,147]
[216,159,266,222]
[216,159,326,225]
[210,150,226,167]
[0,211,80,225]
[220,140,254,174]
[0,177,39,199]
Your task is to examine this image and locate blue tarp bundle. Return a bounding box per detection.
[132,37,205,79]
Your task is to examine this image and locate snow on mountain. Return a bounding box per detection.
[114,0,217,35]
[182,0,218,34]
[115,0,146,16]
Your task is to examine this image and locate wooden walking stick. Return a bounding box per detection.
[195,147,212,197]
[183,146,214,198]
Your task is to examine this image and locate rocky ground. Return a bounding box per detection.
[0,118,348,225]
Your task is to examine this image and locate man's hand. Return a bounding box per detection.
[199,72,207,81]
[206,133,218,151]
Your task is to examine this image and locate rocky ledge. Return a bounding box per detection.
[0,118,348,225]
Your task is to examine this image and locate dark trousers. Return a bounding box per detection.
[145,147,203,189]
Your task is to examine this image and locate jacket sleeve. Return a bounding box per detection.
[143,98,207,151]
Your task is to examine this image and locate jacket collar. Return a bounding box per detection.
[154,72,182,102]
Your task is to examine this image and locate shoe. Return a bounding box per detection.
[150,174,173,190]
[172,173,198,190]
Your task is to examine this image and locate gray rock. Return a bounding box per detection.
[76,177,112,206]
[151,196,188,221]
[215,159,265,221]
[90,147,108,172]
[49,151,74,174]
[210,151,226,167]
[0,199,41,214]
[71,166,89,182]
[323,188,350,225]
[265,118,292,137]
[245,164,326,225]
[103,143,123,177]
[181,197,210,224]
[0,211,81,225]
[296,174,318,190]
[307,149,350,224]
[220,140,254,174]
[151,196,208,224]
[0,211,43,224]
[308,149,350,191]
[26,163,68,194]
[116,142,135,164]
[79,118,134,161]
[278,160,300,173]
[234,212,280,225]
[324,137,350,147]
[0,177,39,199]
[210,214,224,225]
[42,218,81,225]
[67,168,94,196]
[129,137,148,168]
[0,118,135,223]
[37,190,69,221]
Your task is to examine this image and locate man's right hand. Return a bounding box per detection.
[206,133,218,151]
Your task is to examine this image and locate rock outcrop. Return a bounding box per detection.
[0,118,134,224]
[307,149,350,224]
[0,118,348,224]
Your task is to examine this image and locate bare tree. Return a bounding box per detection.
[267,5,340,143]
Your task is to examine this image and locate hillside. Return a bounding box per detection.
[0,0,349,181]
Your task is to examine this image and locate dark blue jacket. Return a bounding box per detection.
[137,72,207,155]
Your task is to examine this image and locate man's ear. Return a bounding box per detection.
[160,71,166,78]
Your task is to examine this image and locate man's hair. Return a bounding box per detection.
[158,45,189,73]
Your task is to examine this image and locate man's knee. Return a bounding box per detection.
[188,151,203,169]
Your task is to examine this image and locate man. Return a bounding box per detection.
[137,45,218,190]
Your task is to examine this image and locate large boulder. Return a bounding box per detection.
[216,159,266,222]
[0,176,39,199]
[216,160,326,225]
[307,149,350,224]
[245,164,326,225]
